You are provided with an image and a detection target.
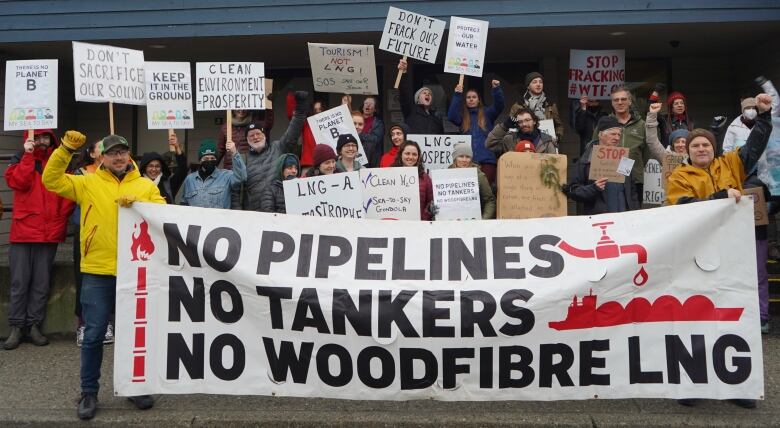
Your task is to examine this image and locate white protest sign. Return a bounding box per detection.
[283,172,363,218]
[568,49,625,100]
[359,167,420,220]
[443,16,489,77]
[72,41,145,105]
[430,167,481,220]
[195,62,265,111]
[4,60,58,131]
[538,119,556,140]
[115,200,763,400]
[308,43,378,95]
[643,159,664,205]
[144,62,194,130]
[307,104,368,165]
[617,157,635,177]
[407,134,471,172]
[380,7,445,63]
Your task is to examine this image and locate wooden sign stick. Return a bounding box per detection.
[28,129,34,141]
[226,109,232,141]
[458,74,464,87]
[394,55,407,89]
[108,102,115,135]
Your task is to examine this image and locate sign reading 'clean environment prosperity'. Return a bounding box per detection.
[115,200,763,401]
[195,62,265,111]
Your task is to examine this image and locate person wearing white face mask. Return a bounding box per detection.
[722,97,759,153]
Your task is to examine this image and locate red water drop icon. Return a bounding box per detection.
[633,266,648,286]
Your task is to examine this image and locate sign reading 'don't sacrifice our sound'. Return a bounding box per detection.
[72,41,146,105]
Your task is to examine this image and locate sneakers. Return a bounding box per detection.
[730,399,757,409]
[76,325,85,347]
[128,395,154,410]
[104,322,114,345]
[761,322,770,335]
[77,393,98,420]
[28,325,49,346]
[677,398,698,407]
[3,326,22,350]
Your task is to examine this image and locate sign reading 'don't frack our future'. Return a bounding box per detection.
[73,41,145,105]
[307,104,368,165]
[4,60,58,131]
[568,49,625,100]
[283,172,364,219]
[144,62,194,129]
[308,43,379,95]
[114,200,763,400]
[195,62,265,111]
[379,7,446,63]
[443,16,489,77]
[406,134,471,172]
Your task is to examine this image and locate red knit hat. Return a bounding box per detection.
[667,91,686,108]
[515,140,536,153]
[312,144,337,167]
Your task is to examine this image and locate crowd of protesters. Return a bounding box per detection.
[2,53,776,417]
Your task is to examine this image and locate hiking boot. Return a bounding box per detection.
[28,325,49,346]
[104,322,114,345]
[677,398,699,407]
[76,325,85,347]
[730,399,757,409]
[77,393,98,420]
[128,395,154,410]
[3,326,22,350]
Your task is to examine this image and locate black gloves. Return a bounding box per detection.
[503,115,517,130]
[710,116,728,131]
[293,91,309,115]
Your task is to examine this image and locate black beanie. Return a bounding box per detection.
[596,116,622,133]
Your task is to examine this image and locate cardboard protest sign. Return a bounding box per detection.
[283,172,363,218]
[497,152,567,219]
[143,62,194,130]
[430,168,481,220]
[308,43,378,95]
[380,7,445,63]
[444,16,489,78]
[4,60,58,131]
[73,42,145,105]
[661,153,686,190]
[743,187,769,226]
[264,79,273,109]
[589,145,629,183]
[195,62,265,111]
[568,49,625,100]
[307,104,368,165]
[407,134,471,172]
[359,167,420,220]
[643,159,664,205]
[117,198,763,400]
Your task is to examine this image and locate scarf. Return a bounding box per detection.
[145,174,162,186]
[525,91,548,121]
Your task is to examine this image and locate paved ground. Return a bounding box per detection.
[1,320,779,427]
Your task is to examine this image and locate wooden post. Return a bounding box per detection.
[394,55,407,89]
[458,74,464,87]
[27,129,34,141]
[109,102,115,135]
[226,109,232,138]
[168,129,175,152]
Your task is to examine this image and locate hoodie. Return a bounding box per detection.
[260,153,301,213]
[138,151,188,204]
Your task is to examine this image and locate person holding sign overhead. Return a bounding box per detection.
[448,79,505,185]
[562,116,640,215]
[397,58,444,134]
[42,132,165,419]
[360,97,385,167]
[137,133,188,204]
[180,139,246,209]
[392,140,434,220]
[519,72,564,142]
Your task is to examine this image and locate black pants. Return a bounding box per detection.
[8,242,58,327]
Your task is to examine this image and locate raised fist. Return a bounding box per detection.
[61,130,87,151]
[756,93,772,113]
[491,80,500,88]
[294,90,309,103]
[648,103,662,115]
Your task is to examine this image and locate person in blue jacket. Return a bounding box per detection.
[447,79,504,185]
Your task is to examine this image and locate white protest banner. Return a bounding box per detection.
[407,134,471,172]
[308,43,378,95]
[430,167,481,220]
[283,172,363,218]
[144,62,194,130]
[444,17,489,78]
[380,7,445,63]
[568,49,625,100]
[643,159,664,205]
[4,60,58,131]
[73,41,145,105]
[115,200,763,400]
[195,62,265,111]
[359,167,420,220]
[538,119,557,141]
[307,104,368,165]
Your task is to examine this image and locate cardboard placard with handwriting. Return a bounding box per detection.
[497,152,567,219]
[661,153,687,190]
[588,145,628,183]
[743,187,769,226]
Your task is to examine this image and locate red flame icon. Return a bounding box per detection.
[130,220,155,261]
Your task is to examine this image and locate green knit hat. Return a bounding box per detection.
[199,139,217,159]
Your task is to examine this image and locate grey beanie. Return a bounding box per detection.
[414,87,432,104]
[452,142,473,159]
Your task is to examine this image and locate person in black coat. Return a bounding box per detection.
[260,153,300,214]
[137,133,188,204]
[397,58,444,134]
[563,116,640,215]
[574,95,608,156]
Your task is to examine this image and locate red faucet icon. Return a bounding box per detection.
[557,221,648,286]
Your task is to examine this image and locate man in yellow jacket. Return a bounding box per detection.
[43,132,165,420]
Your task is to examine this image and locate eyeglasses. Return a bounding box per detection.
[104,149,129,157]
[612,97,629,102]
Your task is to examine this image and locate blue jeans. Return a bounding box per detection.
[80,274,116,394]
